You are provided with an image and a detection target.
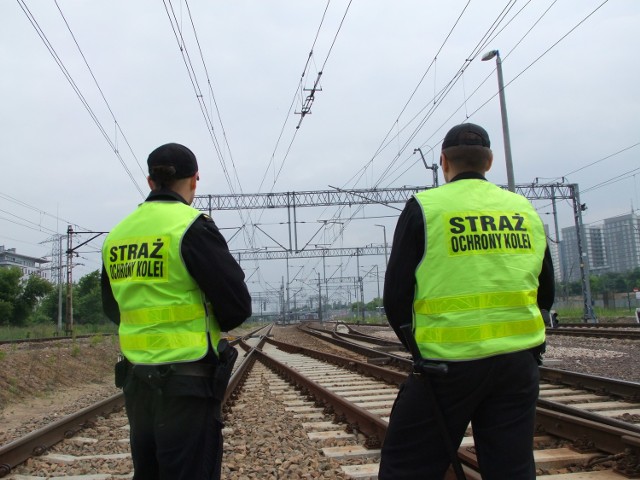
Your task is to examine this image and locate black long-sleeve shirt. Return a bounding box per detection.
[101,190,252,333]
[383,172,555,349]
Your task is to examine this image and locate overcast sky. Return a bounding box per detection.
[1,1,638,305]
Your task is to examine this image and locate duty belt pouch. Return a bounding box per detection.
[212,339,238,402]
[114,356,130,388]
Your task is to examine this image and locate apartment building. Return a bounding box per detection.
[559,211,640,282]
[603,212,640,273]
[0,245,49,281]
[560,225,607,282]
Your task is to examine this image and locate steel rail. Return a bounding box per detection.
[0,326,271,478]
[0,393,124,477]
[261,335,640,477]
[540,367,640,402]
[546,328,640,340]
[299,324,412,368]
[336,323,404,348]
[301,323,640,433]
[253,346,390,448]
[535,407,640,464]
[265,337,407,386]
[555,323,640,329]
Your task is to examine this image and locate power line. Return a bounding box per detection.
[53,0,146,179]
[162,0,257,258]
[562,142,640,180]
[162,0,235,192]
[16,0,145,197]
[313,3,522,250]
[259,0,353,194]
[183,0,242,194]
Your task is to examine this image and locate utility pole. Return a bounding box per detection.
[481,49,515,192]
[375,224,389,267]
[356,248,365,323]
[285,253,290,323]
[317,272,322,322]
[572,185,597,323]
[58,234,64,333]
[322,251,328,317]
[61,227,108,336]
[280,277,285,323]
[65,225,74,336]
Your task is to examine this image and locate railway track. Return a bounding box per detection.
[2,323,640,478]
[0,325,269,479]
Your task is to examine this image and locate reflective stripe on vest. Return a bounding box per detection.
[103,201,221,365]
[413,179,546,361]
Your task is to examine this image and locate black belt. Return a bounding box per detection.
[168,363,215,377]
[131,362,215,380]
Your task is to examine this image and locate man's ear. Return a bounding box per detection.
[147,176,156,191]
[440,153,449,173]
[484,152,493,173]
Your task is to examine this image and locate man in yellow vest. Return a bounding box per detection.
[101,143,251,480]
[379,123,554,479]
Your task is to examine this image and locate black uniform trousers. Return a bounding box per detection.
[123,374,223,480]
[379,350,539,480]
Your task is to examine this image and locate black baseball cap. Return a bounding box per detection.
[147,143,198,179]
[442,123,491,150]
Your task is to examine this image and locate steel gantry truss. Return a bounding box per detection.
[194,182,596,322]
[193,186,423,212]
[193,184,577,212]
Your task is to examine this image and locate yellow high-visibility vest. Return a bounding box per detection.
[103,201,221,365]
[413,179,546,361]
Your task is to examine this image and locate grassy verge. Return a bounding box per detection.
[0,323,118,341]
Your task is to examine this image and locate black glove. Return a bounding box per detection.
[212,339,238,401]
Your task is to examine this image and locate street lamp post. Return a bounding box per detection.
[375,224,388,267]
[481,49,515,192]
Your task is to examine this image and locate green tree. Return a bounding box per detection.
[74,270,108,324]
[32,286,63,325]
[0,267,22,324]
[0,268,52,326]
[366,297,383,310]
[13,274,53,325]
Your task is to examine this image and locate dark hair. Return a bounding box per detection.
[442,145,492,171]
[149,165,180,189]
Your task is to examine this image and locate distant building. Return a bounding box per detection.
[603,212,640,273]
[560,225,607,282]
[559,211,640,282]
[0,245,49,281]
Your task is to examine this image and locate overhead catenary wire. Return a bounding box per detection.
[162,0,234,192]
[289,0,614,292]
[319,0,608,261]
[162,0,259,264]
[16,0,145,198]
[258,0,353,197]
[315,2,522,250]
[183,0,242,194]
[53,0,146,179]
[245,0,353,294]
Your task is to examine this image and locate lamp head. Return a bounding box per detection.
[481,50,499,61]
